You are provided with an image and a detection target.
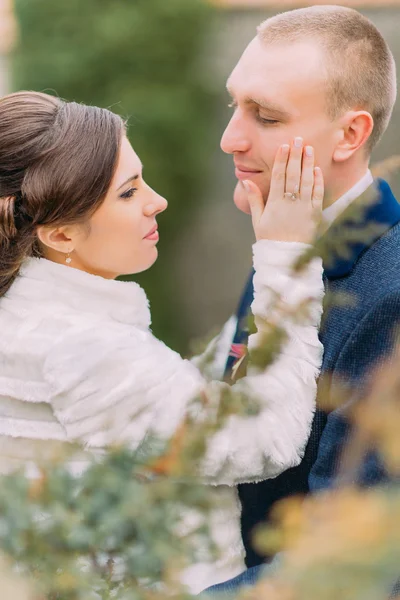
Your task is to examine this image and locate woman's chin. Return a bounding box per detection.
[112,250,159,278]
[133,249,159,275]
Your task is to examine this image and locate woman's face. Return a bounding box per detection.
[67,136,168,279]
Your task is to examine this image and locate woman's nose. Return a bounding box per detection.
[143,191,168,217]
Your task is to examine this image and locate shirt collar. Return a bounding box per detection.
[322,169,374,227]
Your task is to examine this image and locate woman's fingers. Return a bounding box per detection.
[312,166,324,212]
[300,145,315,202]
[243,179,264,238]
[245,139,324,243]
[268,144,290,201]
[285,137,303,195]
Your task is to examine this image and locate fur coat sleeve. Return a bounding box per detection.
[43,240,324,486]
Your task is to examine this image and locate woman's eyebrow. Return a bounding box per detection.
[117,174,140,191]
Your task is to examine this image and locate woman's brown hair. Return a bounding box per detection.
[0,91,125,297]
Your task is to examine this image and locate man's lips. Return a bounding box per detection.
[144,225,158,240]
[234,164,263,180]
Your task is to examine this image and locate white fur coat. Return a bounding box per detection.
[0,240,324,592]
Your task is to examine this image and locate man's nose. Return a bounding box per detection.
[220,113,251,154]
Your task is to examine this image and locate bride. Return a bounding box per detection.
[0,91,324,592]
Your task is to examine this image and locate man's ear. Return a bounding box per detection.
[333,110,374,162]
[36,225,76,255]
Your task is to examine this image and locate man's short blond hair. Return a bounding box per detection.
[257,5,397,152]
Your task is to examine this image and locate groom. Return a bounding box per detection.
[212,4,400,592]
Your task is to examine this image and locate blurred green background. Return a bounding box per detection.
[11,0,219,354]
[3,0,400,354]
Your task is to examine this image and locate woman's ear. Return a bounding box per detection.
[36,225,76,254]
[333,110,374,162]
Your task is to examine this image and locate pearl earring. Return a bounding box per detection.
[65,251,72,265]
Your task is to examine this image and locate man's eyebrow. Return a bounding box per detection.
[226,84,291,118]
[117,173,140,191]
[247,97,291,118]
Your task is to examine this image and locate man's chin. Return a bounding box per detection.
[233,183,252,215]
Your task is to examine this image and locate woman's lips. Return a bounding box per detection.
[144,226,159,241]
[234,166,263,180]
[145,231,159,241]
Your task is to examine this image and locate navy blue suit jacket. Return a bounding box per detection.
[225,180,400,567]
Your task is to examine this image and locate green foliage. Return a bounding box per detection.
[0,449,216,599]
[12,0,217,351]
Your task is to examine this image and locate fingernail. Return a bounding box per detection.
[281,144,290,154]
[305,146,313,157]
[242,180,251,193]
[294,137,303,148]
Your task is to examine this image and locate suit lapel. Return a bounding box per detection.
[324,179,400,279]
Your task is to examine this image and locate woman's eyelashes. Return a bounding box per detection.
[120,187,138,200]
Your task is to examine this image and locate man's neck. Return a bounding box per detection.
[323,163,371,209]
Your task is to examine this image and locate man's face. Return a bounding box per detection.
[221,37,340,214]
